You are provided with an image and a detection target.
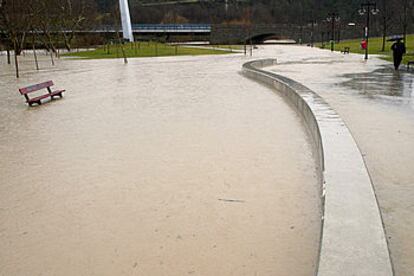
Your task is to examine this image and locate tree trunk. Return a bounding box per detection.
[14,40,22,56]
[62,31,73,52]
[6,48,11,64]
[49,44,55,66]
[13,40,19,78]
[18,32,26,55]
[32,34,39,70]
[68,31,75,52]
[380,0,387,52]
[115,29,127,64]
[402,0,408,42]
[45,31,56,53]
[65,42,71,52]
[121,44,128,64]
[38,35,51,52]
[63,37,71,52]
[381,17,387,52]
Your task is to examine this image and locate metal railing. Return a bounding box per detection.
[132,24,211,31]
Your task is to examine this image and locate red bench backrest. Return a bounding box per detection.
[19,81,54,95]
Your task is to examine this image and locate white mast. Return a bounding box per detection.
[119,0,134,42]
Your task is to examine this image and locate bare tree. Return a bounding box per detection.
[58,0,87,51]
[36,0,60,54]
[0,0,31,54]
[0,0,32,77]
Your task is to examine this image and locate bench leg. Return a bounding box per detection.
[50,93,63,100]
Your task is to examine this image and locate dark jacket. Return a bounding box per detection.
[391,41,406,57]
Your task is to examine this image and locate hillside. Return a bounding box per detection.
[97,0,413,28]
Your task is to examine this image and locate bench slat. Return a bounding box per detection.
[19,81,54,95]
[28,94,51,103]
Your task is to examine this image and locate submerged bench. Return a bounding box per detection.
[341,47,350,54]
[19,81,65,106]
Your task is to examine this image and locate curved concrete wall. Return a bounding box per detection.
[242,59,393,276]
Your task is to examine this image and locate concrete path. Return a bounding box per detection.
[262,45,414,276]
[0,53,321,275]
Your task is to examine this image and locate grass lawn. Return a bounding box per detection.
[207,45,244,51]
[318,34,414,64]
[63,42,233,59]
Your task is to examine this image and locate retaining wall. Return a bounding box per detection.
[242,59,393,276]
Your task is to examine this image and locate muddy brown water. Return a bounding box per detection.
[0,52,321,275]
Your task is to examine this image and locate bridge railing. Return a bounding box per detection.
[132,24,211,31]
[94,24,211,32]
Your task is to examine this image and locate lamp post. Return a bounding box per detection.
[359,1,379,60]
[310,19,317,47]
[327,12,340,52]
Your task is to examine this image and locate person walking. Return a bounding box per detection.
[391,39,406,70]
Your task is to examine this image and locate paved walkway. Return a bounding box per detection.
[0,53,321,275]
[262,45,414,276]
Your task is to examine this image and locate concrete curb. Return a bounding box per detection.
[242,59,393,276]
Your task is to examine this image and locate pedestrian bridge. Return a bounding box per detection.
[92,24,211,34]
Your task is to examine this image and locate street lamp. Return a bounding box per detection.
[359,1,380,60]
[326,12,340,52]
[309,19,317,47]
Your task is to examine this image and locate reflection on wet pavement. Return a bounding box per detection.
[342,67,414,100]
[0,52,321,275]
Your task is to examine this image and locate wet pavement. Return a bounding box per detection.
[264,45,414,276]
[0,52,321,275]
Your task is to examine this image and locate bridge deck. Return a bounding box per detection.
[90,24,211,33]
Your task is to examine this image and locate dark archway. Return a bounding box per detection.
[247,33,296,44]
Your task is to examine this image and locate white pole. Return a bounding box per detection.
[119,0,134,42]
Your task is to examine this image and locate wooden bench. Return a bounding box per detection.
[19,81,65,106]
[408,61,414,71]
[341,47,350,54]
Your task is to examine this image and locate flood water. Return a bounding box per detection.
[267,45,414,276]
[0,52,321,275]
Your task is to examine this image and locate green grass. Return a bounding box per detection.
[63,42,233,59]
[318,34,414,64]
[207,45,244,51]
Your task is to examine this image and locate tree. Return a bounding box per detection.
[0,0,32,77]
[380,0,394,51]
[57,0,87,51]
[0,0,31,55]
